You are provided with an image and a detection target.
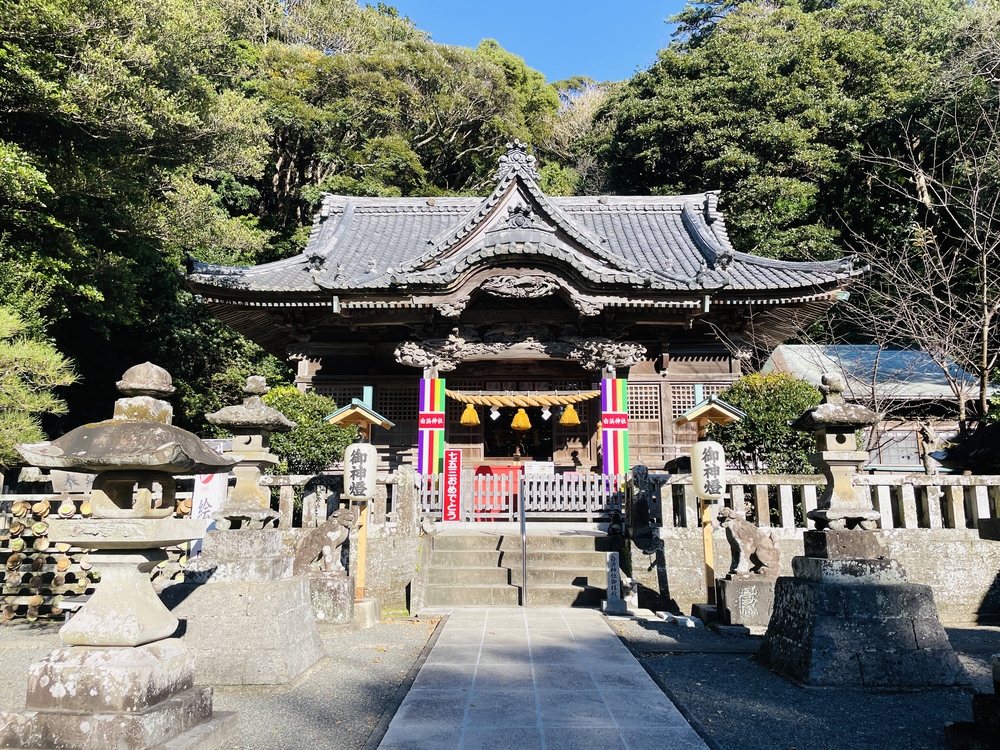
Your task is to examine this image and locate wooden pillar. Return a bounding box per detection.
[355,499,368,601]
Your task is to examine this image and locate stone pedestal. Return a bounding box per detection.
[716,576,775,629]
[160,528,323,685]
[309,572,355,624]
[760,530,966,686]
[0,639,235,750]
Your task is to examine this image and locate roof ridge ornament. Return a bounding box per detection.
[494,140,541,183]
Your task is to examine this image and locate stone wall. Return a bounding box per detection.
[628,527,1000,624]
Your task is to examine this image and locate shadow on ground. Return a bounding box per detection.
[612,619,1000,750]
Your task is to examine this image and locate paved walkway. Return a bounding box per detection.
[378,608,709,750]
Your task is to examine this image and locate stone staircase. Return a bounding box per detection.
[420,532,618,609]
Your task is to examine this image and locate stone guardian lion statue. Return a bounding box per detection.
[717,504,780,577]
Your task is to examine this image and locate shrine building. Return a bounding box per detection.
[186,142,861,475]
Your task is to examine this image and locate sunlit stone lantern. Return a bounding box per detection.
[0,363,238,749]
[205,375,295,529]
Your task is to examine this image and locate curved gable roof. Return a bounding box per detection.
[187,143,862,299]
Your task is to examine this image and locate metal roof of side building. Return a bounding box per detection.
[763,344,987,402]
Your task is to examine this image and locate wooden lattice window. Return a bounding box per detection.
[311,385,364,409]
[375,386,419,422]
[670,383,726,420]
[628,384,661,421]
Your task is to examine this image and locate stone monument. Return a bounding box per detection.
[0,362,237,750]
[760,373,966,686]
[715,504,779,629]
[601,551,629,615]
[159,376,325,686]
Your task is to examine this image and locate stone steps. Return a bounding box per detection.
[421,532,615,610]
[422,583,520,607]
[432,533,614,552]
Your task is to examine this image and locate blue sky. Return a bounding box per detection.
[387,1,689,84]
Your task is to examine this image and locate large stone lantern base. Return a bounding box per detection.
[0,640,236,749]
[159,527,324,686]
[760,529,966,686]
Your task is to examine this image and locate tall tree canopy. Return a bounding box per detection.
[0,0,560,443]
[596,0,967,260]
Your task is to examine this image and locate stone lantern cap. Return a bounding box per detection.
[205,377,295,433]
[17,363,236,475]
[17,422,237,474]
[116,361,176,397]
[790,372,878,432]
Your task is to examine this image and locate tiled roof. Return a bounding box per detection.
[187,146,861,299]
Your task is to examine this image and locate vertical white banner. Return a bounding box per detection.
[189,473,228,558]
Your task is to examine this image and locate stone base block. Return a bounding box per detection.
[353,598,380,630]
[309,573,354,624]
[691,603,717,624]
[601,598,628,615]
[153,710,237,750]
[803,529,889,560]
[791,556,907,585]
[160,577,323,685]
[0,686,214,750]
[200,528,284,559]
[184,556,292,583]
[760,576,967,686]
[716,577,775,629]
[25,640,193,713]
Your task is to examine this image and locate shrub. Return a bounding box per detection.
[710,373,821,475]
[261,386,355,474]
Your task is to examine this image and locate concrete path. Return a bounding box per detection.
[378,608,709,750]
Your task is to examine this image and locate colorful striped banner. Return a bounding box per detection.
[418,378,446,475]
[601,378,630,475]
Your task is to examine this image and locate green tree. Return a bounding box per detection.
[0,307,77,468]
[597,0,967,260]
[710,373,821,475]
[262,386,354,473]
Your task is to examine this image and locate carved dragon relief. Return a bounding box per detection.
[431,270,606,319]
[433,295,471,318]
[481,274,560,299]
[393,326,647,373]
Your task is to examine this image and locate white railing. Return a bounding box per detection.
[644,473,1000,531]
[418,471,627,522]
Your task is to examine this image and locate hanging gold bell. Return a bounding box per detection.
[511,408,531,431]
[460,403,480,426]
[559,403,581,426]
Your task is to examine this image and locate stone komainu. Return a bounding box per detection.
[718,505,779,577]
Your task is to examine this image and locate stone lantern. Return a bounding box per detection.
[760,372,964,687]
[205,375,294,528]
[1,362,237,749]
[791,373,880,532]
[160,376,325,686]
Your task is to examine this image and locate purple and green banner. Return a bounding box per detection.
[418,378,446,475]
[601,378,630,475]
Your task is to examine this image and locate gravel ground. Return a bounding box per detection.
[610,617,999,750]
[1,615,996,750]
[0,616,440,750]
